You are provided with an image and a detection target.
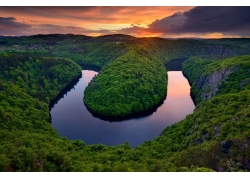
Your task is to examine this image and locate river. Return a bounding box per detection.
[50,70,195,148]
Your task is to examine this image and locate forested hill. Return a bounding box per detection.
[204,38,250,49]
[82,36,250,117]
[1,34,249,68]
[0,34,250,171]
[1,34,249,117]
[84,45,167,117]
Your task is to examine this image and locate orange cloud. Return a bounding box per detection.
[1,7,249,38]
[0,7,193,30]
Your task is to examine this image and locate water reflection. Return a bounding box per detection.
[50,70,195,148]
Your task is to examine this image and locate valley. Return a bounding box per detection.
[0,34,250,171]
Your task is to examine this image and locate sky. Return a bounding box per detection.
[0,6,250,38]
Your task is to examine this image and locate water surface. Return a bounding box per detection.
[50,70,195,148]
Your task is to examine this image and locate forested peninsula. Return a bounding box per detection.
[0,34,250,171]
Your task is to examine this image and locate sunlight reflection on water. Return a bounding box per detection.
[51,70,195,148]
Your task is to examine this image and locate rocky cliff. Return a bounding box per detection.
[182,56,248,104]
[196,67,238,101]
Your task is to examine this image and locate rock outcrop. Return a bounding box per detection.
[196,67,238,101]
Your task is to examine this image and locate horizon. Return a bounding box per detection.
[1,33,250,40]
[1,6,250,38]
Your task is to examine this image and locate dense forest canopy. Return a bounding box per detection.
[84,46,167,117]
[0,34,250,171]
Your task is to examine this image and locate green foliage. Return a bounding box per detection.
[182,55,250,104]
[84,46,167,117]
[0,34,250,172]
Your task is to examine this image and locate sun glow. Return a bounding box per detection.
[0,6,248,38]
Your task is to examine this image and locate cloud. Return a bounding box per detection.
[148,12,187,33]
[0,6,192,26]
[33,24,113,35]
[0,17,16,21]
[1,7,250,37]
[148,7,250,37]
[115,26,151,37]
[0,15,147,37]
[0,16,31,36]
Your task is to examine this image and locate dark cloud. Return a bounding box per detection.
[0,16,31,36]
[0,17,16,21]
[148,7,250,36]
[148,12,186,33]
[183,7,250,33]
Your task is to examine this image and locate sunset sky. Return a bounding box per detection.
[0,6,250,38]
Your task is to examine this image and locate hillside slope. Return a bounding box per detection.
[0,35,250,171]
